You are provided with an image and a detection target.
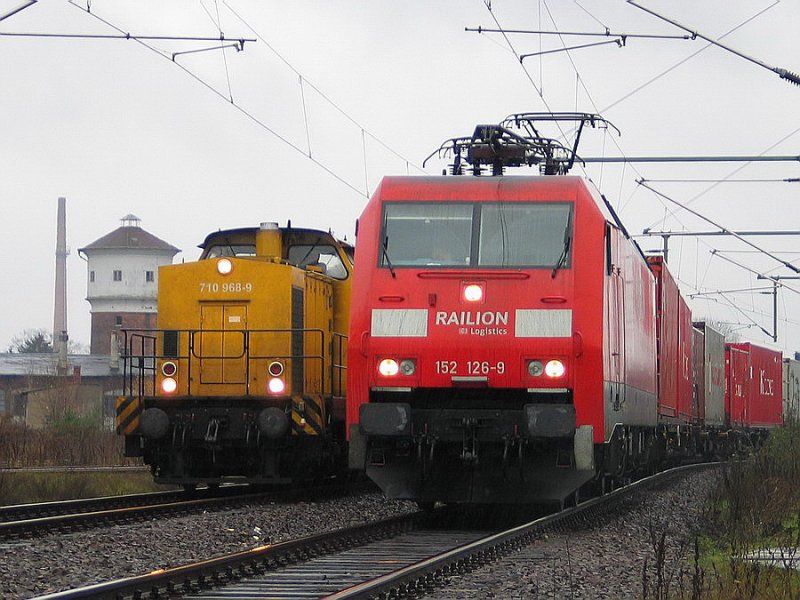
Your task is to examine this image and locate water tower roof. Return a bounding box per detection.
[79,217,180,255]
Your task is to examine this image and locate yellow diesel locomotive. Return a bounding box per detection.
[115,223,353,488]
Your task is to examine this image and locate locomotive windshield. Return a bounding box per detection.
[288,244,349,279]
[205,244,256,258]
[380,201,572,268]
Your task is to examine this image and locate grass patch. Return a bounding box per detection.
[655,424,800,598]
[0,471,173,504]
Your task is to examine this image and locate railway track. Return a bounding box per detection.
[32,463,714,600]
[0,482,359,540]
[0,489,191,523]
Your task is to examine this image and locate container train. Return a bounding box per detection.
[345,114,792,506]
[115,223,353,488]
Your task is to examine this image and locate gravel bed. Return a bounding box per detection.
[420,468,720,600]
[0,492,417,599]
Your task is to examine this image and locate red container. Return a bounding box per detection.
[725,342,782,428]
[647,256,693,422]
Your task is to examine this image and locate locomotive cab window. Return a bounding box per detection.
[288,244,349,280]
[381,203,473,266]
[205,244,257,258]
[380,201,572,269]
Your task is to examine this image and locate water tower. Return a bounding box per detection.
[79,215,180,354]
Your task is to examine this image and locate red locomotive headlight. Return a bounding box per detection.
[378,359,400,377]
[378,358,415,377]
[462,282,484,303]
[545,359,566,378]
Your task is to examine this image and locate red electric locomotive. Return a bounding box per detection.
[346,166,663,504]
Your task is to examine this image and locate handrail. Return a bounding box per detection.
[119,328,346,398]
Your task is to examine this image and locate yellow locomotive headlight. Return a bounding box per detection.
[268,377,286,394]
[217,258,233,275]
[161,377,178,394]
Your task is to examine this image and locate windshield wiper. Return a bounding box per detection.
[551,212,572,279]
[382,236,397,278]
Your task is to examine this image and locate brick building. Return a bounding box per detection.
[0,353,124,429]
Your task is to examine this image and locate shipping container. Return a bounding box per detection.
[783,358,800,424]
[726,342,783,428]
[692,327,705,423]
[726,344,748,426]
[693,321,725,426]
[648,256,693,422]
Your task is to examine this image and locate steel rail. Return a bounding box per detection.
[32,511,433,600]
[0,493,255,539]
[0,483,360,538]
[0,488,186,523]
[325,463,718,599]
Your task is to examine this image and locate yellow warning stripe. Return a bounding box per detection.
[290,395,324,435]
[115,396,142,435]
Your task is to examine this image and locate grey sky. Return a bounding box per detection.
[2,0,798,354]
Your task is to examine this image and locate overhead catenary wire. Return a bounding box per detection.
[583,155,800,163]
[66,0,370,198]
[0,0,36,23]
[675,273,800,337]
[171,43,240,62]
[642,125,800,232]
[222,0,424,176]
[573,0,608,30]
[468,26,693,41]
[715,293,774,338]
[627,0,800,86]
[637,180,800,274]
[0,30,256,45]
[690,286,777,297]
[640,178,800,183]
[600,1,779,115]
[519,38,623,61]
[710,251,800,296]
[212,0,234,103]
